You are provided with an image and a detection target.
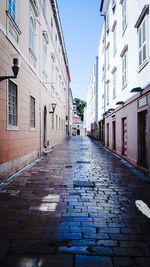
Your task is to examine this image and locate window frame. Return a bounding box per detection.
[106,80,110,106]
[122,0,127,35]
[122,51,127,89]
[8,0,18,24]
[30,95,36,130]
[112,69,117,100]
[138,16,148,70]
[7,79,19,131]
[29,5,36,54]
[43,35,47,74]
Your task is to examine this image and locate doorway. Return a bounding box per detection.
[107,123,109,147]
[122,117,127,156]
[77,129,80,135]
[138,110,148,168]
[112,120,116,150]
[44,106,47,148]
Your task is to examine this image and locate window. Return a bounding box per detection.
[138,18,147,67]
[106,12,110,32]
[43,0,46,15]
[8,0,18,22]
[56,115,58,130]
[102,65,104,81]
[7,0,21,43]
[106,81,110,106]
[52,113,54,130]
[30,96,35,128]
[122,51,127,88]
[102,94,104,108]
[113,70,116,99]
[135,5,149,68]
[43,37,47,73]
[51,17,53,37]
[112,0,116,10]
[8,80,18,127]
[122,0,127,34]
[113,26,117,56]
[106,43,110,70]
[29,9,36,53]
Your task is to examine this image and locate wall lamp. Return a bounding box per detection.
[116,101,124,105]
[102,111,109,116]
[49,103,57,113]
[108,108,115,112]
[130,87,143,93]
[0,58,19,82]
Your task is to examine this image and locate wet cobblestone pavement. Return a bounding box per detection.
[0,136,150,267]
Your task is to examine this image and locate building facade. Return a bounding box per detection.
[0,0,71,180]
[98,0,150,176]
[86,56,99,139]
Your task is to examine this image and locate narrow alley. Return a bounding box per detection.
[0,136,150,267]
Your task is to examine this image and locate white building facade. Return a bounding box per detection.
[86,56,99,139]
[98,0,150,176]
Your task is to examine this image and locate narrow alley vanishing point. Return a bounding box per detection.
[0,136,150,267]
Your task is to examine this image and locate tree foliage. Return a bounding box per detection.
[74,98,86,121]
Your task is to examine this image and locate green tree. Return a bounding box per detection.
[74,98,86,121]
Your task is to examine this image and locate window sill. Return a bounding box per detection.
[6,10,21,43]
[138,59,149,73]
[7,125,19,131]
[122,83,127,90]
[30,127,36,131]
[122,24,127,37]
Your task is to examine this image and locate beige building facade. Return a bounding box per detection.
[0,0,71,180]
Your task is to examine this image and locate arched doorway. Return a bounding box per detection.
[44,106,47,148]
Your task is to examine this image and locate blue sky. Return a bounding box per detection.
[57,0,103,101]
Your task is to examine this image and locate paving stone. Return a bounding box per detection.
[97,240,118,247]
[58,246,89,254]
[90,247,113,255]
[70,227,96,233]
[113,247,144,256]
[39,255,73,267]
[69,239,96,246]
[76,255,113,267]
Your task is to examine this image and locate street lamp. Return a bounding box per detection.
[49,103,57,113]
[0,58,19,82]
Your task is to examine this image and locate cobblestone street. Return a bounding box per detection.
[0,136,150,267]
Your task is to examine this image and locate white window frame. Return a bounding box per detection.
[138,16,148,69]
[29,6,36,54]
[122,51,127,89]
[113,26,117,56]
[112,0,116,9]
[106,80,110,106]
[30,95,36,130]
[135,5,149,71]
[112,70,117,99]
[106,43,110,70]
[7,79,19,130]
[8,0,18,24]
[43,36,47,74]
[122,0,127,35]
[43,0,46,16]
[106,12,110,32]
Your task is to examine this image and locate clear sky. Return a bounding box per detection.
[57,0,103,101]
